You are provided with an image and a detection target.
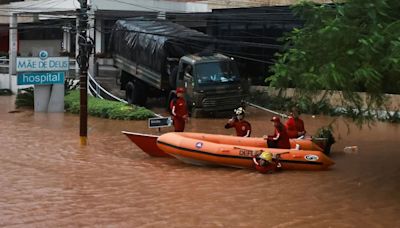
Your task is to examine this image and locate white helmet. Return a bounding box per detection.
[234,107,245,116]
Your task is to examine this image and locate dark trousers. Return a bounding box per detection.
[173,117,185,132]
[267,139,278,148]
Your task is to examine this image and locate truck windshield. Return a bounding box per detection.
[195,61,239,85]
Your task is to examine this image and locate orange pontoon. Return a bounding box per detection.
[157,132,334,171]
[122,131,326,157]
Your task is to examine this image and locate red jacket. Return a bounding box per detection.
[269,124,291,149]
[225,119,252,137]
[285,116,306,138]
[171,97,188,118]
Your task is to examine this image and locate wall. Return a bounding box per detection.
[19,39,62,56]
[0,73,20,93]
[251,86,400,111]
[207,0,335,9]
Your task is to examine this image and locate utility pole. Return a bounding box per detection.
[9,13,17,92]
[77,0,92,145]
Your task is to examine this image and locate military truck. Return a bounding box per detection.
[109,18,244,116]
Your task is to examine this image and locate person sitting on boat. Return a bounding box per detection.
[253,150,281,173]
[224,107,252,137]
[264,116,291,149]
[170,87,189,132]
[285,107,306,138]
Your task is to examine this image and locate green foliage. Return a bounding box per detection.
[65,91,155,120]
[15,88,34,108]
[314,126,336,145]
[269,0,400,124]
[313,125,336,155]
[249,91,400,123]
[249,91,334,115]
[0,89,12,96]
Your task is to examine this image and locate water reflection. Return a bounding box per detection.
[0,96,399,227]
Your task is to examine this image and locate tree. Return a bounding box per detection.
[268,0,400,124]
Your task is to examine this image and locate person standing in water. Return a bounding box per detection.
[170,87,188,132]
[224,107,252,137]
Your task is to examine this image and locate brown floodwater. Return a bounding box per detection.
[0,95,399,227]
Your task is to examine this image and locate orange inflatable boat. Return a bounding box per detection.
[122,131,326,157]
[122,131,171,157]
[157,132,334,171]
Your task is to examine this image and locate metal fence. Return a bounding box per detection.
[0,57,9,73]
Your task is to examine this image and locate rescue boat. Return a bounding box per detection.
[156,132,334,171]
[122,131,326,157]
[122,131,171,157]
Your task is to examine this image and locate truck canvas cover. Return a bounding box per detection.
[109,18,212,74]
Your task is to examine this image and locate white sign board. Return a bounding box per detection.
[148,117,173,128]
[16,57,69,72]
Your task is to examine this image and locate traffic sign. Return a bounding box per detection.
[148,117,173,128]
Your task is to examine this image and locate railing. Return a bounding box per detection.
[88,72,128,103]
[87,72,163,118]
[0,57,9,73]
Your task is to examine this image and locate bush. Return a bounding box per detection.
[65,90,155,120]
[15,88,34,108]
[0,89,12,96]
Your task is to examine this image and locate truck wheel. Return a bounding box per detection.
[126,81,147,106]
[134,80,147,106]
[126,81,135,104]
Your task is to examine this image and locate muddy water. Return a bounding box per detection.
[0,96,399,227]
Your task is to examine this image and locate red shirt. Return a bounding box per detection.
[225,119,252,137]
[270,124,291,149]
[285,116,306,138]
[171,97,188,118]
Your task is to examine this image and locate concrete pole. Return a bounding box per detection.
[62,26,72,53]
[66,29,71,53]
[95,19,102,54]
[75,16,80,76]
[9,13,17,91]
[63,29,68,51]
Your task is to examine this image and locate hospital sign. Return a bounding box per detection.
[16,50,69,85]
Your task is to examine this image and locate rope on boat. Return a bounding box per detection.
[246,102,288,119]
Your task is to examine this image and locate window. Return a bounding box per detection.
[195,61,239,85]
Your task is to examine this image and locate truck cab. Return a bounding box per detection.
[173,53,244,116]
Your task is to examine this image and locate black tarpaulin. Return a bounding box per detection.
[109,18,211,74]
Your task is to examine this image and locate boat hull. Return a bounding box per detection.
[122,131,325,157]
[157,132,335,171]
[122,131,171,157]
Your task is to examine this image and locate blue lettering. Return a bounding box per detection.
[39,61,47,68]
[17,61,27,69]
[26,60,36,69]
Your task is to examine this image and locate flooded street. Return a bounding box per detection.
[0,95,399,227]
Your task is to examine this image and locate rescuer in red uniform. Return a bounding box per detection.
[171,87,189,132]
[285,107,306,138]
[264,116,291,149]
[224,107,252,137]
